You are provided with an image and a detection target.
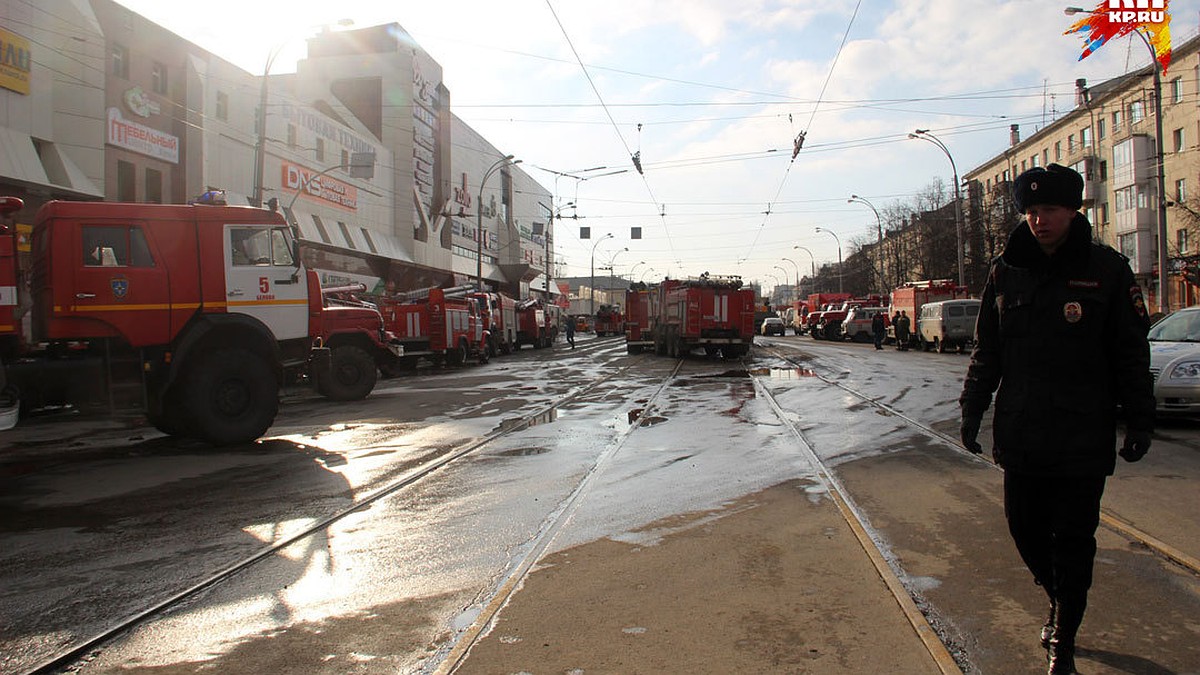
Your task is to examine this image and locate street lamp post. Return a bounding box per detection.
[590,233,615,316]
[814,227,843,294]
[605,248,629,310]
[629,260,647,279]
[1066,6,1169,313]
[539,200,575,303]
[909,130,965,287]
[639,268,657,283]
[848,195,885,294]
[476,155,519,290]
[773,265,790,305]
[781,257,800,305]
[792,245,816,292]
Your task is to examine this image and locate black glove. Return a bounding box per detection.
[960,414,983,454]
[1119,429,1152,462]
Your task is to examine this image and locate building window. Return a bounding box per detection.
[1175,128,1185,152]
[216,91,228,121]
[1114,186,1133,213]
[341,149,349,169]
[1031,154,1040,168]
[1081,126,1092,148]
[117,160,136,201]
[1068,133,1076,153]
[287,124,296,147]
[111,43,129,79]
[1054,141,1062,161]
[1098,160,1107,181]
[1179,228,1190,253]
[1177,178,1187,202]
[1112,109,1123,131]
[1043,149,1050,165]
[1100,202,1109,224]
[1130,100,1145,123]
[145,168,162,203]
[1098,118,1106,140]
[316,138,325,162]
[152,61,167,95]
[1118,232,1137,259]
[1113,140,1133,170]
[1172,76,1184,104]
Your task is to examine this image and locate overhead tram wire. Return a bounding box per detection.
[544,0,680,267]
[738,0,866,263]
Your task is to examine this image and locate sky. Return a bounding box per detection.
[113,0,1200,292]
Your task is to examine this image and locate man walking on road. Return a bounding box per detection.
[959,163,1155,675]
[564,316,575,349]
[871,310,886,350]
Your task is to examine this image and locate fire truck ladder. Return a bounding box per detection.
[394,283,477,303]
[103,339,148,415]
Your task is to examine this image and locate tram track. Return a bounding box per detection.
[759,343,1200,580]
[23,352,642,675]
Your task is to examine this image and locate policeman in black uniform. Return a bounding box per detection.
[959,163,1155,675]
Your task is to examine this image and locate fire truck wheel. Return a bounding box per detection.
[183,348,278,445]
[318,345,378,401]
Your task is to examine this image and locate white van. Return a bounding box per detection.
[841,306,889,342]
[918,299,981,353]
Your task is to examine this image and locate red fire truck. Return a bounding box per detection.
[888,280,968,347]
[624,284,654,354]
[514,298,554,349]
[375,285,489,369]
[0,196,400,443]
[594,304,623,337]
[471,291,518,356]
[651,275,756,358]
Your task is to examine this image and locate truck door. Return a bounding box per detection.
[224,225,308,340]
[72,223,171,346]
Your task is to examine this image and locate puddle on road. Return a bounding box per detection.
[497,446,551,457]
[749,367,818,379]
[493,407,559,433]
[627,408,669,426]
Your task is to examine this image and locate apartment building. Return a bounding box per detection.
[964,34,1200,312]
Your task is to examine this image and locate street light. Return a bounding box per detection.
[909,129,965,287]
[639,267,657,282]
[590,233,615,316]
[773,265,790,304]
[792,245,816,280]
[1066,6,1169,313]
[814,227,843,293]
[781,257,800,304]
[477,155,520,289]
[539,200,575,302]
[629,260,647,279]
[848,194,885,294]
[605,247,630,309]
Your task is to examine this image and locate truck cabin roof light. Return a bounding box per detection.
[0,196,24,217]
[190,189,227,206]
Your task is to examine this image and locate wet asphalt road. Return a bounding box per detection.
[1,332,1198,674]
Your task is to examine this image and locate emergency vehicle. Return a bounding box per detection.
[594,304,623,337]
[514,298,552,349]
[624,284,654,354]
[375,285,489,368]
[471,291,517,356]
[0,195,400,443]
[888,280,968,347]
[651,274,756,358]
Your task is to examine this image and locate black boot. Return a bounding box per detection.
[1047,638,1076,674]
[1040,600,1056,648]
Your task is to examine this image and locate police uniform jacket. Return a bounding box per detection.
[960,213,1155,476]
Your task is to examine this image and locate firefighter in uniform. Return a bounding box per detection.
[959,164,1155,675]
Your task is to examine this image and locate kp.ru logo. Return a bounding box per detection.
[1066,1,1172,73]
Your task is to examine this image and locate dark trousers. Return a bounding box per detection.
[1003,471,1107,643]
[873,331,885,349]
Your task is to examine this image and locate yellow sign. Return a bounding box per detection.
[0,27,31,95]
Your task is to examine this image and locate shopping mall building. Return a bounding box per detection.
[0,0,554,298]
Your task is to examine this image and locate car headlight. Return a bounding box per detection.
[1167,360,1200,380]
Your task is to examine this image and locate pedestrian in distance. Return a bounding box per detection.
[959,163,1155,675]
[894,311,911,350]
[564,315,575,349]
[871,311,886,350]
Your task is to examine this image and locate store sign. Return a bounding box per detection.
[282,162,358,211]
[0,27,31,95]
[107,107,179,163]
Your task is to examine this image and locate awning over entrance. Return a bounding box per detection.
[500,262,538,284]
[0,129,102,198]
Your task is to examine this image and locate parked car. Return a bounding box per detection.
[917,299,980,353]
[760,317,786,336]
[841,306,889,343]
[1147,305,1200,415]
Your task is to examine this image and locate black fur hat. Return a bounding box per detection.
[1012,163,1084,213]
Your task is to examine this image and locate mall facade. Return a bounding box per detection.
[0,0,554,298]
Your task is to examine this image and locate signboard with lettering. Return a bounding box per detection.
[282,162,359,211]
[0,27,31,95]
[107,108,179,163]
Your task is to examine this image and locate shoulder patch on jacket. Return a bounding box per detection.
[1130,285,1147,318]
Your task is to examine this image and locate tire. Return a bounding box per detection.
[181,348,278,445]
[446,339,468,366]
[318,345,378,401]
